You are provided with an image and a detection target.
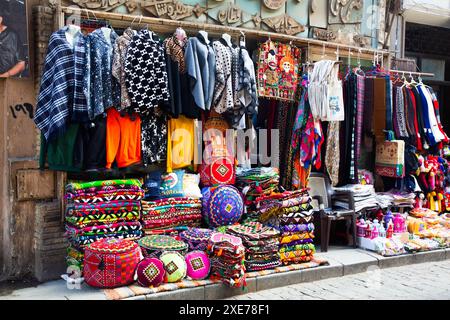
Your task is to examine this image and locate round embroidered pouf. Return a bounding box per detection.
[185,251,211,280]
[138,235,188,258]
[136,258,165,288]
[83,238,141,288]
[202,185,244,227]
[179,228,213,251]
[160,251,187,283]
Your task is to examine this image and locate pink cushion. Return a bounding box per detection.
[185,251,211,280]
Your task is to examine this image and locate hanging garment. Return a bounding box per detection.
[385,78,394,132]
[141,110,168,166]
[256,40,301,101]
[393,85,409,139]
[80,116,107,170]
[418,85,445,146]
[35,26,86,141]
[185,32,216,111]
[405,87,423,151]
[226,46,258,129]
[106,108,142,169]
[84,27,120,120]
[363,77,374,137]
[167,116,195,173]
[212,39,235,114]
[124,29,170,116]
[39,124,83,172]
[112,27,136,112]
[411,86,429,149]
[428,88,449,144]
[373,78,387,140]
[355,74,365,160]
[164,33,199,119]
[325,121,340,186]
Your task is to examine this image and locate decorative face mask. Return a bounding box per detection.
[280,56,294,74]
[267,49,277,70]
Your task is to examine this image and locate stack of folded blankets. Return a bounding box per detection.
[207,232,246,288]
[180,228,213,251]
[227,221,281,271]
[235,167,279,219]
[64,179,144,272]
[257,189,316,265]
[140,197,202,235]
[333,184,379,212]
[376,190,416,208]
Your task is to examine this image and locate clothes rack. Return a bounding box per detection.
[58,5,389,61]
[389,70,435,78]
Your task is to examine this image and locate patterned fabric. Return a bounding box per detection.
[163,35,187,74]
[212,39,235,114]
[35,27,84,141]
[200,155,236,186]
[84,28,120,120]
[66,211,140,228]
[160,170,185,198]
[325,121,340,186]
[160,251,187,283]
[256,40,301,101]
[355,74,365,161]
[202,185,244,227]
[179,228,213,251]
[66,179,142,192]
[227,221,279,240]
[136,257,165,288]
[124,29,170,116]
[66,200,141,216]
[141,111,168,165]
[280,233,314,245]
[138,235,188,257]
[185,251,211,280]
[280,223,315,234]
[112,27,135,111]
[65,221,141,236]
[83,238,141,288]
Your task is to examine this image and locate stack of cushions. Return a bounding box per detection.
[235,167,280,219]
[202,185,244,227]
[64,179,144,273]
[138,235,188,258]
[227,221,281,271]
[141,170,203,235]
[180,228,213,251]
[141,197,202,234]
[83,238,142,288]
[257,189,316,265]
[207,232,246,288]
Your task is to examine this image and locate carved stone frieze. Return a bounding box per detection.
[263,14,305,35]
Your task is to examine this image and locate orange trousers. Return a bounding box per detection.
[106,108,141,169]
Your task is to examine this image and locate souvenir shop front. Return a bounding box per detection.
[28,3,450,294]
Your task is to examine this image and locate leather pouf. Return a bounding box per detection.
[185,251,211,280]
[136,257,166,288]
[202,185,244,227]
[160,251,187,283]
[83,238,141,288]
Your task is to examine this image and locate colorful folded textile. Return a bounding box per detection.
[69,230,142,247]
[67,191,144,204]
[66,211,140,228]
[280,232,314,244]
[245,260,282,271]
[66,200,141,216]
[65,221,142,236]
[179,228,213,251]
[66,179,142,193]
[279,243,315,253]
[280,223,315,234]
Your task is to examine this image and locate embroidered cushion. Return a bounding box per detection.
[160,251,187,283]
[179,228,213,251]
[138,235,188,257]
[160,170,185,198]
[83,238,141,288]
[202,185,244,227]
[136,257,165,287]
[185,251,211,280]
[200,156,236,186]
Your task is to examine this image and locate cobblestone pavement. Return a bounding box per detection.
[226,260,450,300]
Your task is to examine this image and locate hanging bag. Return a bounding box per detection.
[375,131,406,178]
[323,62,345,121]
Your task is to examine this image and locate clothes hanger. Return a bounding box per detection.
[222,32,233,47]
[239,31,246,47]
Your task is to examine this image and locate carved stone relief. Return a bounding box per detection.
[263,0,287,10]
[262,14,305,35]
[329,0,363,24]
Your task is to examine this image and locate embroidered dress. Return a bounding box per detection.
[141,109,168,166]
[35,27,85,141]
[124,29,170,116]
[112,28,136,112]
[84,28,120,120]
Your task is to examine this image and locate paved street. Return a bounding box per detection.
[226,260,450,300]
